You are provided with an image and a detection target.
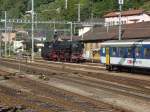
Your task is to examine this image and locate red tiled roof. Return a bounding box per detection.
[104,9,144,18]
[82,22,150,41]
[122,22,150,39]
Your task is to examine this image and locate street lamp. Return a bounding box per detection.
[118,0,124,40]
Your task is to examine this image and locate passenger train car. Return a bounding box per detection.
[100,39,150,71]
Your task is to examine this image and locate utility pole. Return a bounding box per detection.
[4,11,7,57]
[65,0,68,9]
[70,22,73,41]
[75,4,82,22]
[91,12,94,32]
[91,13,94,21]
[8,26,12,57]
[78,4,81,22]
[35,13,38,28]
[68,22,73,41]
[0,31,1,57]
[31,0,34,61]
[118,0,124,40]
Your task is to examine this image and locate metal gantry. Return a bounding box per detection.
[0,17,104,58]
[0,19,104,26]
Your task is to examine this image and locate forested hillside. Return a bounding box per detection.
[0,0,149,21]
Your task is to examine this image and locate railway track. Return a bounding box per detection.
[0,58,150,112]
[1,58,150,94]
[53,74,150,101]
[4,57,105,70]
[0,68,127,112]
[1,58,150,86]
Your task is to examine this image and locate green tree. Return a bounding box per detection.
[0,0,149,21]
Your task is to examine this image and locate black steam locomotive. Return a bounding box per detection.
[41,40,84,62]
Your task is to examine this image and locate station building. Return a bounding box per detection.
[76,9,150,62]
[57,21,150,62]
[81,21,150,62]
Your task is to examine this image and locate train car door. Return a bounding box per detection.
[106,47,110,65]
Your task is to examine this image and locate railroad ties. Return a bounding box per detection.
[0,105,35,112]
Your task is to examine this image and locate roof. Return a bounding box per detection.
[101,39,150,47]
[102,39,150,43]
[121,22,150,39]
[104,9,144,18]
[59,35,81,41]
[82,21,150,41]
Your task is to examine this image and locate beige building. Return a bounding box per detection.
[1,33,16,42]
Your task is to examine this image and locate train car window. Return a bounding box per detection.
[144,48,150,58]
[127,48,132,57]
[111,47,118,56]
[101,47,105,56]
[118,48,125,57]
[135,47,141,57]
[102,48,105,54]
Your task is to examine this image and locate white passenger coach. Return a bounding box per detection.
[100,39,150,71]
